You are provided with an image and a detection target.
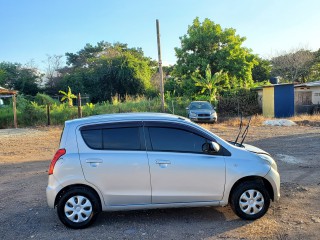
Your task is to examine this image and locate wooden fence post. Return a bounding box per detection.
[47,104,51,126]
[78,93,82,118]
[13,94,17,128]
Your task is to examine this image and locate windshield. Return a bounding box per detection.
[190,102,213,110]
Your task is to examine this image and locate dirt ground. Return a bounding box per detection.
[0,124,320,240]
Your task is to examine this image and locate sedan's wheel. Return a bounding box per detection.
[230,181,270,220]
[57,187,101,229]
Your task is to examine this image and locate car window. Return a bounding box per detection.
[81,129,103,149]
[190,102,213,110]
[103,127,140,150]
[148,127,207,153]
[81,127,141,150]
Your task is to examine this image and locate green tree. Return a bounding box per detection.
[252,57,271,82]
[175,17,257,89]
[61,42,155,103]
[59,86,77,107]
[305,48,320,81]
[191,65,228,103]
[0,62,40,95]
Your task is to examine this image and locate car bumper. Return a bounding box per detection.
[190,116,217,123]
[264,168,281,202]
[46,175,63,208]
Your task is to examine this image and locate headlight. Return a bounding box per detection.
[189,112,197,118]
[211,112,217,117]
[258,154,278,171]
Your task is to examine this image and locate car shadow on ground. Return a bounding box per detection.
[0,160,253,239]
[94,207,252,238]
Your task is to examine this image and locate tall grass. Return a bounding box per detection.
[0,96,189,128]
[3,94,317,129]
[219,113,320,127]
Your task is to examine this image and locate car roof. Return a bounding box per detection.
[190,101,210,104]
[65,112,190,127]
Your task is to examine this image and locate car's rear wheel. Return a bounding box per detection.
[57,187,101,229]
[230,181,270,220]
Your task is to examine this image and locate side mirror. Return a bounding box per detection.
[202,142,220,153]
[210,142,220,152]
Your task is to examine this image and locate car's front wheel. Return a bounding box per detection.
[230,180,270,220]
[57,187,101,229]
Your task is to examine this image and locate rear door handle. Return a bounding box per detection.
[86,159,103,163]
[86,159,103,168]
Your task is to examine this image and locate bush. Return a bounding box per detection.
[19,102,47,126]
[34,93,57,105]
[217,89,261,116]
[0,95,189,129]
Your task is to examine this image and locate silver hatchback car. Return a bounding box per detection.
[47,113,280,229]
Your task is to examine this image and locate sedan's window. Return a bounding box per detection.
[148,127,207,153]
[103,127,140,150]
[81,129,103,149]
[190,102,213,110]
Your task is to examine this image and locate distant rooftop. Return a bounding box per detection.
[295,80,320,87]
[0,86,17,95]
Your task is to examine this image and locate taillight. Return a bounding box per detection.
[48,149,66,175]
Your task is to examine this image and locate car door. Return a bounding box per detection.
[145,122,226,204]
[77,121,151,206]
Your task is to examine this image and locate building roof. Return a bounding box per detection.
[295,80,320,88]
[0,86,17,95]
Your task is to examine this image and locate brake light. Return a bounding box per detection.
[48,149,66,175]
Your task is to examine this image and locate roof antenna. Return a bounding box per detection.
[240,116,252,146]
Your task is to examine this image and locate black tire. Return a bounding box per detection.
[230,181,270,220]
[57,187,101,229]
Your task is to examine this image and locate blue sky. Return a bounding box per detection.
[0,0,319,70]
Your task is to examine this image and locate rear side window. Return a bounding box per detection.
[81,127,140,150]
[103,127,140,150]
[148,127,207,153]
[81,129,103,149]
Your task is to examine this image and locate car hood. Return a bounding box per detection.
[189,109,215,114]
[242,143,270,155]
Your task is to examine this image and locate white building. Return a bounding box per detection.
[294,80,320,114]
[294,81,320,105]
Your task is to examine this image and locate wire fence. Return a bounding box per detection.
[0,91,262,128]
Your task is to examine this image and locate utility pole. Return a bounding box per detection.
[156,19,165,112]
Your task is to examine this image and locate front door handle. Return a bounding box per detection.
[156,160,171,165]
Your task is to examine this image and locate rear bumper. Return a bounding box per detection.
[46,175,63,208]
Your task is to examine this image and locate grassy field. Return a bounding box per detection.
[1,94,319,129]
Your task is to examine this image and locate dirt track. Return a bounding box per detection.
[0,125,320,239]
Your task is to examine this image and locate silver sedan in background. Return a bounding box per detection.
[186,101,217,123]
